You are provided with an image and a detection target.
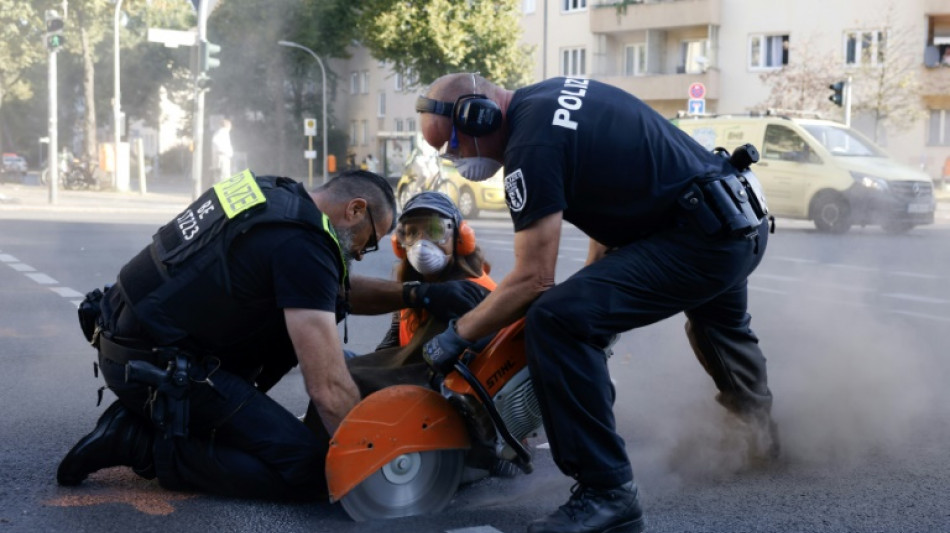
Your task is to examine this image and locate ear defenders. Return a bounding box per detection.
[391,220,477,259]
[415,94,502,137]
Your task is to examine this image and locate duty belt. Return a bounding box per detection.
[676,172,769,239]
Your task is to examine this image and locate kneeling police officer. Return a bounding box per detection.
[58,169,483,500]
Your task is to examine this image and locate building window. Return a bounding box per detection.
[929,110,950,146]
[360,120,368,146]
[378,93,386,118]
[524,0,536,14]
[624,43,646,76]
[561,47,586,76]
[407,118,416,131]
[349,121,357,146]
[394,72,404,92]
[749,34,789,70]
[360,71,369,94]
[562,0,586,12]
[680,40,708,74]
[844,30,886,66]
[350,72,359,95]
[395,118,404,132]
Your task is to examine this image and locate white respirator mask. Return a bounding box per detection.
[407,239,450,275]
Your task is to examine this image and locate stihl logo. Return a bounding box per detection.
[486,359,516,390]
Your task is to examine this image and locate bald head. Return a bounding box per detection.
[418,73,513,160]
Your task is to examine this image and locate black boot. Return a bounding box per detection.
[528,482,645,533]
[57,400,155,486]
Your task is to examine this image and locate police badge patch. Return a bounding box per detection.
[504,169,527,212]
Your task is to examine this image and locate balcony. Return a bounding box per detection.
[597,68,720,102]
[920,66,950,107]
[591,0,721,34]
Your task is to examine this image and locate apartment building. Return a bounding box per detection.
[335,0,950,181]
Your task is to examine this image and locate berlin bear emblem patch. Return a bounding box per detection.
[504,169,527,212]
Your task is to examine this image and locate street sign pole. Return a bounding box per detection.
[308,135,313,188]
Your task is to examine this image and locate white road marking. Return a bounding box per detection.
[50,287,84,298]
[882,293,950,305]
[8,262,35,272]
[891,310,950,322]
[0,253,19,262]
[25,272,58,284]
[447,527,505,533]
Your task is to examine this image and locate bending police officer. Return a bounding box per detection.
[416,74,776,533]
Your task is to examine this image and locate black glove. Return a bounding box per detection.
[403,280,490,322]
[422,320,473,375]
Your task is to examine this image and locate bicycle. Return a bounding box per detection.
[398,150,460,210]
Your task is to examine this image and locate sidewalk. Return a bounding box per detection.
[3,173,949,214]
[0,177,193,215]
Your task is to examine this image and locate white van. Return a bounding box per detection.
[673,114,935,233]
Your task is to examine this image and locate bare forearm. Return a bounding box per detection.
[309,371,360,434]
[456,270,552,341]
[347,275,404,315]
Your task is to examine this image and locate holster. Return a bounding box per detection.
[677,171,768,239]
[99,334,194,439]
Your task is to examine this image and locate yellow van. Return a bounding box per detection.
[672,114,936,233]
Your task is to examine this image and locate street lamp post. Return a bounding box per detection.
[113,0,125,191]
[278,40,328,185]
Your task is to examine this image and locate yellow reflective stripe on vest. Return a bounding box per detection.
[322,213,347,281]
[213,169,266,219]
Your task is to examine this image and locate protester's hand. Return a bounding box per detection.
[403,280,490,321]
[422,320,472,375]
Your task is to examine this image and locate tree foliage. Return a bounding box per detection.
[318,0,533,88]
[756,35,840,114]
[0,1,44,109]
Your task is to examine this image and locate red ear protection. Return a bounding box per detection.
[392,232,406,259]
[456,221,476,256]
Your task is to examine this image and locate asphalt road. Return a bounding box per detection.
[2,185,950,533]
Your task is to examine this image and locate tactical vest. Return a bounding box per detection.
[115,170,347,347]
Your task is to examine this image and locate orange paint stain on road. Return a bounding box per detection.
[45,468,197,515]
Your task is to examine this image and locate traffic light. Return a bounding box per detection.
[201,40,221,71]
[45,10,65,51]
[828,81,845,107]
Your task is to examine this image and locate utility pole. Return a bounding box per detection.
[45,9,66,204]
[190,0,210,200]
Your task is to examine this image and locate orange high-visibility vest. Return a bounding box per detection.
[398,272,496,346]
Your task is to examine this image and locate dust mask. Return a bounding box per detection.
[455,157,502,182]
[406,240,450,275]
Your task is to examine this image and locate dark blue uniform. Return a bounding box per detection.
[98,178,344,500]
[504,78,772,489]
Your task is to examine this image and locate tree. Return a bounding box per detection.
[310,0,534,88]
[756,35,840,114]
[848,2,925,143]
[0,2,44,152]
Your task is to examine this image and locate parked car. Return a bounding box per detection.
[1,153,27,183]
[395,132,506,218]
[673,114,936,234]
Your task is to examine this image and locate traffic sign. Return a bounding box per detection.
[688,99,706,115]
[688,82,706,100]
[304,150,317,160]
[304,118,317,137]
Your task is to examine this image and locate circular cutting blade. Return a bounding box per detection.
[340,449,465,521]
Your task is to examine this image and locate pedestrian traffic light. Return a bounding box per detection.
[45,10,65,50]
[828,81,845,107]
[201,40,221,71]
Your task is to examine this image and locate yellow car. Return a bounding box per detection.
[395,136,506,219]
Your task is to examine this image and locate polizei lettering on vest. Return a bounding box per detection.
[551,78,589,131]
[219,179,263,213]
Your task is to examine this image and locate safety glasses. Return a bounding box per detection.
[395,216,454,247]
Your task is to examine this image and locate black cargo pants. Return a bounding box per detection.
[524,219,770,488]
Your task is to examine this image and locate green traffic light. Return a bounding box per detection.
[47,34,65,49]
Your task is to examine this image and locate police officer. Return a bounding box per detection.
[56,169,473,501]
[416,73,776,533]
